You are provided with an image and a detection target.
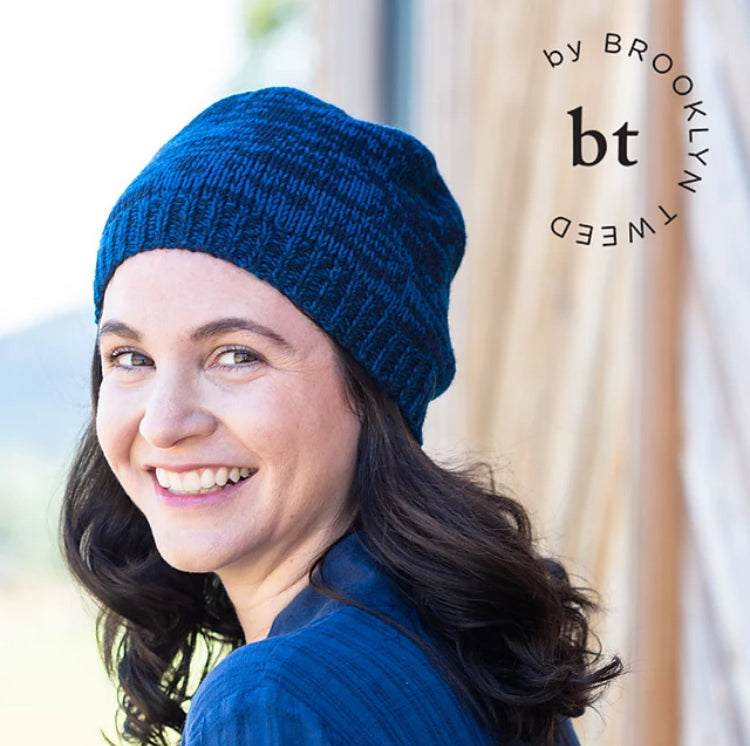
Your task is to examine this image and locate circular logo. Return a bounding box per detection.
[542,32,709,246]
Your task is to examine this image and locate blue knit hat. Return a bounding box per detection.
[94,87,465,442]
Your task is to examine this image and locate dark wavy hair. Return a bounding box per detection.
[61,339,622,746]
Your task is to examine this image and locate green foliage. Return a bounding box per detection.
[0,446,66,577]
[242,0,302,42]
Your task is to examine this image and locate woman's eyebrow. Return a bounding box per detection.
[189,317,292,350]
[97,317,292,351]
[98,320,141,342]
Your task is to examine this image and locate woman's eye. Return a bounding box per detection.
[216,349,259,367]
[109,350,153,368]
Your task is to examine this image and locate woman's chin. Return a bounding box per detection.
[153,539,224,575]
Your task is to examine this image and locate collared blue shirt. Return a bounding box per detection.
[181,533,581,745]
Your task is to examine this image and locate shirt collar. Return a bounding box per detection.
[268,532,407,637]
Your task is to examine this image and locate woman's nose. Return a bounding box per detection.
[138,369,218,449]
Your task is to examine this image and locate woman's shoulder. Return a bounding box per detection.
[216,599,450,692]
[184,601,497,745]
[184,614,580,746]
[183,533,582,746]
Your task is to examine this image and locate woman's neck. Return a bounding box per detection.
[215,526,347,643]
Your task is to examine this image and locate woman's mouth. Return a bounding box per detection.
[154,466,256,496]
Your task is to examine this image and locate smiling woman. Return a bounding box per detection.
[96,250,360,638]
[61,87,622,746]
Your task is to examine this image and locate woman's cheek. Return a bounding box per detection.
[95,382,136,469]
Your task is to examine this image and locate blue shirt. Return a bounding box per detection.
[182,533,580,745]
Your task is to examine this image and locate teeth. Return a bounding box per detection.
[182,471,201,492]
[200,469,215,489]
[155,468,170,488]
[154,466,254,495]
[169,471,185,492]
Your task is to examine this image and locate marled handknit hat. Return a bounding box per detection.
[94,87,465,442]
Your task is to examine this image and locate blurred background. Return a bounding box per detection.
[0,0,747,744]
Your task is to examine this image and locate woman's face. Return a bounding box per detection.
[96,249,361,582]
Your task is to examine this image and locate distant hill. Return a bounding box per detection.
[0,308,97,574]
[0,308,95,460]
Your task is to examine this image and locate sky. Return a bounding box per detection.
[0,0,311,336]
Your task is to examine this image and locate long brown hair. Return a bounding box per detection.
[61,341,622,746]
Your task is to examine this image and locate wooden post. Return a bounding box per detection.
[632,0,685,743]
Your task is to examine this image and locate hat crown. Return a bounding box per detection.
[94,87,465,441]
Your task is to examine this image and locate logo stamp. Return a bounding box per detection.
[543,32,709,246]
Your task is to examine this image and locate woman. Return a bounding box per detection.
[62,87,622,746]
